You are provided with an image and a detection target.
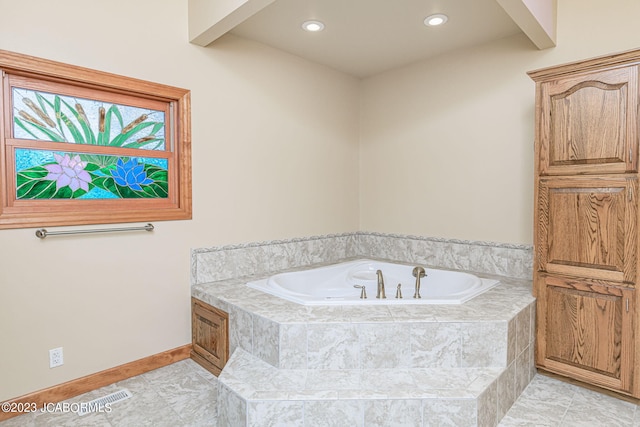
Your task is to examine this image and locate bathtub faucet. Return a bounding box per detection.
[376,270,386,299]
[412,266,426,299]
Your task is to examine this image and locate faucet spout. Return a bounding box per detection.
[412,266,426,299]
[376,269,386,299]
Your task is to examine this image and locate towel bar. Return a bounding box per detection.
[35,223,154,239]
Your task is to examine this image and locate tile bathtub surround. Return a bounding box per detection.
[192,275,535,371]
[191,233,359,285]
[356,233,533,281]
[217,348,522,426]
[191,232,533,285]
[193,273,536,426]
[192,232,535,425]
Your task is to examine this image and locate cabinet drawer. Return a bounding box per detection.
[537,66,638,175]
[536,274,635,394]
[536,176,637,284]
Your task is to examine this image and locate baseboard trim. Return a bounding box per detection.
[0,344,192,421]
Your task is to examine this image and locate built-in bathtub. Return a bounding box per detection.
[246,259,499,305]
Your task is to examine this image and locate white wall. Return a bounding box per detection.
[0,0,359,400]
[359,0,640,245]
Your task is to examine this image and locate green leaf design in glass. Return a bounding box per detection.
[12,88,166,155]
[15,149,168,200]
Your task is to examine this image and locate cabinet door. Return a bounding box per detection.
[537,66,638,175]
[537,176,637,284]
[536,275,635,393]
[191,298,229,375]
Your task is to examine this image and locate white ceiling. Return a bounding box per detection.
[228,0,525,78]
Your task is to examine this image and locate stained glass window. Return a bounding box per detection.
[15,149,169,200]
[0,49,191,229]
[12,88,166,151]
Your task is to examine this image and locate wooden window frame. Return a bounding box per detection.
[0,50,191,229]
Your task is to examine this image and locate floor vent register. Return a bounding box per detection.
[77,389,133,416]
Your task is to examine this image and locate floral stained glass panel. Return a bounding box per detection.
[15,148,168,200]
[0,51,191,229]
[12,88,166,151]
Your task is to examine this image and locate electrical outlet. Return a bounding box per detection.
[49,347,63,368]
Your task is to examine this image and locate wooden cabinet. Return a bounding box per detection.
[537,176,637,283]
[191,297,229,376]
[529,49,640,398]
[536,274,635,393]
[537,66,638,176]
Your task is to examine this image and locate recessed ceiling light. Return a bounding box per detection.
[301,20,325,32]
[424,14,448,27]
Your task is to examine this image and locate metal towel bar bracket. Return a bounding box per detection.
[35,223,154,239]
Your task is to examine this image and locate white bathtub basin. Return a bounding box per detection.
[246,259,499,305]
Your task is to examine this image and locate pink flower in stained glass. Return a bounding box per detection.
[44,153,92,192]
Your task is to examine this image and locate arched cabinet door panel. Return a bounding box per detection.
[537,66,638,175]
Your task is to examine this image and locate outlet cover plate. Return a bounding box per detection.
[49,347,63,368]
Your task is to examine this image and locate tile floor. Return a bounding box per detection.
[2,359,639,426]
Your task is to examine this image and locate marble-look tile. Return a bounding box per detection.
[443,242,474,272]
[358,323,411,369]
[306,324,359,369]
[229,306,253,355]
[529,303,536,346]
[423,398,477,427]
[410,322,461,368]
[303,306,353,323]
[472,246,510,280]
[263,241,296,273]
[192,232,533,287]
[499,403,563,427]
[460,322,508,367]
[102,376,184,427]
[632,406,640,426]
[248,400,304,427]
[499,381,571,426]
[412,368,480,394]
[252,314,280,367]
[515,374,577,405]
[279,323,308,369]
[221,349,307,396]
[0,403,112,427]
[305,370,361,391]
[400,238,427,266]
[497,363,516,421]
[359,369,417,398]
[467,369,506,397]
[355,234,395,261]
[345,305,394,322]
[232,245,271,279]
[304,400,364,427]
[194,250,236,284]
[217,384,247,427]
[387,305,438,322]
[528,345,536,381]
[344,233,359,257]
[514,346,533,397]
[506,317,517,366]
[363,399,422,427]
[0,360,220,427]
[142,360,218,426]
[561,386,636,426]
[515,305,531,356]
[477,380,498,427]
